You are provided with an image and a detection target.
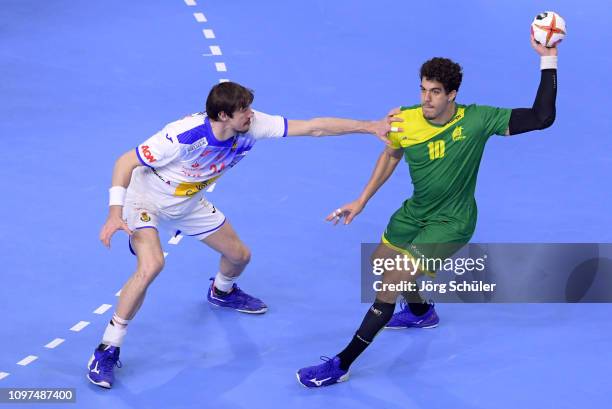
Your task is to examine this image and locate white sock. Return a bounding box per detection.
[214,271,235,293]
[102,314,130,347]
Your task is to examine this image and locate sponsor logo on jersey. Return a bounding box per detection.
[142,145,156,163]
[174,176,220,196]
[140,212,151,222]
[186,138,209,153]
[165,133,173,143]
[452,126,466,141]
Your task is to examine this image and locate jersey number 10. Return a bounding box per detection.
[427,140,445,160]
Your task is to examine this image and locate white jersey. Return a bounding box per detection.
[134,110,287,197]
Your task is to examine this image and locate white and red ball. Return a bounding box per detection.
[531,11,566,48]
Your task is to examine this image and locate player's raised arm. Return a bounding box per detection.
[286,114,402,144]
[328,144,404,225]
[505,34,559,136]
[99,150,141,247]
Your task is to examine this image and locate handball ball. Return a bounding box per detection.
[531,11,566,48]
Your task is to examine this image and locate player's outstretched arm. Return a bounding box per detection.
[505,34,559,136]
[286,114,402,144]
[327,145,404,225]
[99,150,141,248]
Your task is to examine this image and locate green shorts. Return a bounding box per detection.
[382,203,476,275]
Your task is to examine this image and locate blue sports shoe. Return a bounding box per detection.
[207,278,268,314]
[296,356,349,388]
[385,300,439,329]
[87,344,121,389]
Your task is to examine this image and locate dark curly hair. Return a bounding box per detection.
[420,58,463,94]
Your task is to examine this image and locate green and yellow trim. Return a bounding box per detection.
[381,234,436,278]
[388,105,465,149]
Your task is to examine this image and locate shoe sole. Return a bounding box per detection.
[385,323,439,329]
[86,374,111,389]
[207,299,268,314]
[295,372,350,388]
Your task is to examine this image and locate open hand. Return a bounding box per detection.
[325,200,365,225]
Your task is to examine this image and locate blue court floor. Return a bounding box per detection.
[1,1,611,408]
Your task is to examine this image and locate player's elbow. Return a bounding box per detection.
[534,112,555,130]
[310,128,325,137]
[540,112,555,129]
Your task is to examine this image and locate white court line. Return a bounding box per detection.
[184,0,197,6]
[17,355,38,366]
[168,234,184,245]
[209,45,222,55]
[215,62,227,72]
[203,29,216,39]
[44,338,65,349]
[206,183,216,193]
[219,79,230,83]
[115,289,122,297]
[93,304,112,315]
[0,372,10,380]
[163,252,169,258]
[70,321,90,332]
[193,12,207,22]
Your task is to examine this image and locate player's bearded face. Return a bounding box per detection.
[231,106,254,133]
[420,78,454,120]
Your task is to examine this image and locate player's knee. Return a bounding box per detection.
[136,256,165,283]
[236,245,251,266]
[228,244,251,266]
[371,245,392,265]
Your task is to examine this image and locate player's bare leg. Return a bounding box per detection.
[201,221,267,313]
[115,228,165,319]
[88,228,164,388]
[376,244,439,330]
[201,221,251,278]
[297,243,411,387]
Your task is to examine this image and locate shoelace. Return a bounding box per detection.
[101,353,122,372]
[318,356,336,369]
[230,286,261,305]
[229,286,249,301]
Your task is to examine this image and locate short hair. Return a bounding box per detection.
[419,57,463,94]
[206,82,254,120]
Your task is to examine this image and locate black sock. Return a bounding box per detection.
[336,301,395,371]
[401,287,424,304]
[213,286,230,296]
[401,287,429,316]
[408,302,430,316]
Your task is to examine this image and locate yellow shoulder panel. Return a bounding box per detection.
[388,106,465,148]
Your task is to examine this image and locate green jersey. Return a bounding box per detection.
[388,104,511,224]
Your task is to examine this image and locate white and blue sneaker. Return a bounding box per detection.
[207,278,268,314]
[87,344,121,389]
[296,356,349,388]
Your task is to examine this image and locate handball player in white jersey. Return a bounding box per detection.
[87,81,398,388]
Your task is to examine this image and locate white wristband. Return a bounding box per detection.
[540,56,558,70]
[109,186,127,207]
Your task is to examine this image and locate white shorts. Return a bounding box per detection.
[124,168,226,245]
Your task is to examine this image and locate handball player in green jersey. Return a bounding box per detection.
[297,34,561,387]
